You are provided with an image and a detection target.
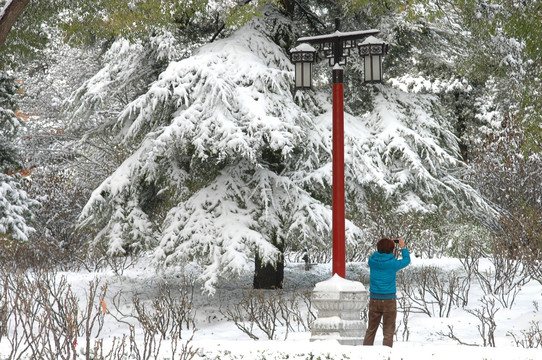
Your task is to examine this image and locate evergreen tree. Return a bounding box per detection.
[0,70,37,241]
[4,0,537,278]
[75,5,490,292]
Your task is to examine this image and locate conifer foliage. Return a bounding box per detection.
[77,17,333,291]
[3,0,539,287]
[0,71,37,241]
[76,8,489,291]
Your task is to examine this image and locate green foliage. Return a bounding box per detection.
[59,0,280,44]
[0,139,19,174]
[0,71,18,123]
[60,0,208,43]
[422,1,541,153]
[7,0,541,271]
[505,10,542,63]
[224,1,263,28]
[340,0,405,18]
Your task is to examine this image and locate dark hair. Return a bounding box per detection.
[377,237,395,254]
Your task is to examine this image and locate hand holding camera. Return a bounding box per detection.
[392,237,406,249]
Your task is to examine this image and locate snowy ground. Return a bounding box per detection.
[1,256,540,359]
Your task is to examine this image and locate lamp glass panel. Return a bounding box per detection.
[295,62,303,88]
[303,63,312,88]
[372,55,381,81]
[364,55,372,82]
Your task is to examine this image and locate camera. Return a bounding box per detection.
[393,239,399,244]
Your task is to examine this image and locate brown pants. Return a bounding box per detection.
[363,298,397,347]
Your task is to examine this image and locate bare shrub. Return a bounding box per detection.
[80,279,108,359]
[91,335,129,360]
[221,288,314,340]
[398,266,467,318]
[464,242,530,308]
[0,252,200,360]
[0,238,56,272]
[226,289,282,340]
[172,330,199,360]
[456,229,532,309]
[128,322,161,360]
[72,241,109,273]
[508,321,542,348]
[467,296,499,347]
[437,325,478,347]
[0,267,9,342]
[35,271,80,360]
[126,314,198,360]
[106,253,140,276]
[300,289,317,330]
[439,295,499,347]
[107,277,197,360]
[3,269,37,359]
[2,268,79,359]
[525,258,542,286]
[397,270,431,317]
[1,267,112,360]
[395,296,412,342]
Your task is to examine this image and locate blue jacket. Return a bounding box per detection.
[368,248,410,299]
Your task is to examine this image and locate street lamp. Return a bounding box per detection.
[290,43,317,89]
[291,19,387,278]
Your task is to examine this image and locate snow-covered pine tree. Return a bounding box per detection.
[76,11,335,291]
[76,7,491,292]
[0,70,37,241]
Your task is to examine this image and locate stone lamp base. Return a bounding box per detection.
[310,274,369,345]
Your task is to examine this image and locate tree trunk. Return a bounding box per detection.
[0,0,30,50]
[253,232,284,289]
[253,252,284,289]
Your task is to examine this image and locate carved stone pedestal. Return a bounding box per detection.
[310,274,369,345]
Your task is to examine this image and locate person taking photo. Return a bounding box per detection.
[363,237,410,347]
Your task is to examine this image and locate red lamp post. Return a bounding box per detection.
[291,19,388,278]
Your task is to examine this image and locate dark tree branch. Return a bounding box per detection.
[293,0,326,32]
[0,0,30,50]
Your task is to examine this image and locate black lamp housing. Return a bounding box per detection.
[290,43,317,90]
[358,36,388,83]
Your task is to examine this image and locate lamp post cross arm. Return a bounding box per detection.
[297,29,380,45]
[298,29,380,67]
